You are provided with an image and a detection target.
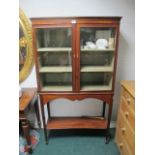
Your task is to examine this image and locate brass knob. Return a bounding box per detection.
[127,98,131,104]
[125,112,129,118]
[119,143,123,148]
[121,127,126,134]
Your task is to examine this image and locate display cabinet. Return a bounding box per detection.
[31,17,121,144]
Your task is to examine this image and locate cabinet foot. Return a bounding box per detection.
[27,147,33,154]
[105,134,111,144]
[38,122,41,128]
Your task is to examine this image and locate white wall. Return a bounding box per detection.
[19,0,135,121]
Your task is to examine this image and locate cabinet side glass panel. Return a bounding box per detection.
[36,28,72,91]
[80,27,116,91]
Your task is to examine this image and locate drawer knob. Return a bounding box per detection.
[125,112,129,118]
[119,143,123,148]
[127,98,131,104]
[121,127,126,134]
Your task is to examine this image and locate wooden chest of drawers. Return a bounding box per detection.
[115,81,135,155]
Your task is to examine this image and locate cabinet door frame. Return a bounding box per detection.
[76,23,120,92]
[32,23,77,93]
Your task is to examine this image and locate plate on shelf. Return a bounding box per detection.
[96,39,108,49]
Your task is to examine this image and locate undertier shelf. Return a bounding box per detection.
[47,117,107,130]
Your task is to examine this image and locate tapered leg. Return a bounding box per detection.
[102,101,106,118]
[105,98,113,144]
[40,96,48,144]
[22,121,32,153]
[47,102,51,119]
[34,98,41,128]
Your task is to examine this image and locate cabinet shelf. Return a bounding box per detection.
[38,47,72,52]
[42,86,72,91]
[81,85,112,91]
[80,66,113,72]
[47,117,107,129]
[81,48,115,52]
[39,66,72,73]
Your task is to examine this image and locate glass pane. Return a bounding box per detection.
[81,51,113,67]
[37,28,71,48]
[40,73,72,91]
[80,72,112,91]
[80,27,116,50]
[39,51,71,66]
[36,28,72,91]
[80,27,116,91]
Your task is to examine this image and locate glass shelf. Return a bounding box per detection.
[39,66,72,73]
[81,48,115,52]
[80,66,113,72]
[38,47,72,52]
[41,86,72,91]
[80,85,112,91]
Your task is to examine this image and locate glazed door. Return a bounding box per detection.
[77,24,118,91]
[35,25,76,92]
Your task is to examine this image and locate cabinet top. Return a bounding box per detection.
[19,88,37,111]
[31,17,122,25]
[31,16,122,19]
[121,80,135,98]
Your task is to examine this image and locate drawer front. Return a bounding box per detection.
[120,97,135,130]
[122,88,135,112]
[115,128,132,155]
[117,112,135,154]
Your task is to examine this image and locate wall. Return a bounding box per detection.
[19,0,135,123]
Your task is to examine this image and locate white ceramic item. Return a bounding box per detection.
[96,39,108,49]
[85,41,96,49]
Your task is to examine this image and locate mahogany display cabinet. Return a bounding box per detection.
[31,17,121,144]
